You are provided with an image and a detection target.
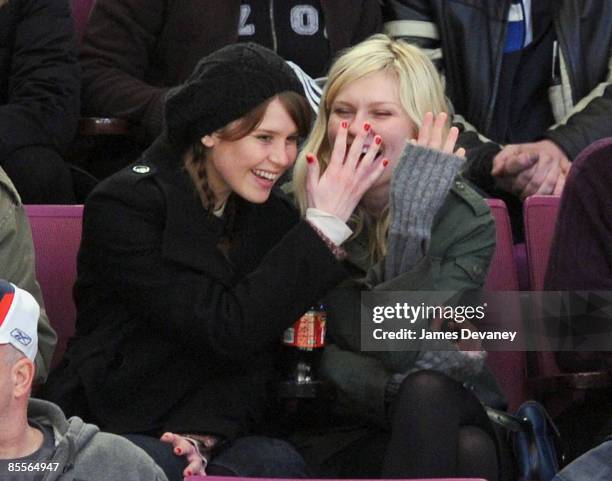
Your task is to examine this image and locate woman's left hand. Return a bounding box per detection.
[414,112,465,157]
[160,432,208,477]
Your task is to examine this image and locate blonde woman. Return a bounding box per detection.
[290,35,507,479]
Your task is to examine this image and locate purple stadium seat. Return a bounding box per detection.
[523,193,610,405]
[25,205,83,369]
[523,195,561,291]
[522,196,563,393]
[513,243,529,290]
[484,199,519,291]
[484,199,526,411]
[187,478,487,481]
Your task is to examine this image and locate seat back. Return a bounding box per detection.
[524,189,610,401]
[25,205,84,369]
[484,199,519,291]
[522,196,562,381]
[187,478,487,481]
[523,196,561,291]
[483,199,526,411]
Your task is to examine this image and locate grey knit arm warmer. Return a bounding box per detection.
[382,142,485,401]
[384,142,464,280]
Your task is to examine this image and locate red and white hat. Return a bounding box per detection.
[0,280,39,361]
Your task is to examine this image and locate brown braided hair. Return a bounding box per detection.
[186,91,310,210]
[186,91,310,252]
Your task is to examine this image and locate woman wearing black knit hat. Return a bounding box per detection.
[43,43,388,480]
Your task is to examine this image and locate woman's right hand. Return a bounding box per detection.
[161,432,213,478]
[305,121,388,223]
[413,111,465,157]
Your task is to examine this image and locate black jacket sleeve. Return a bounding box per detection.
[544,83,612,160]
[0,0,80,158]
[80,0,168,140]
[79,175,347,361]
[352,0,383,44]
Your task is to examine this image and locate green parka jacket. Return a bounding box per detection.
[321,176,506,427]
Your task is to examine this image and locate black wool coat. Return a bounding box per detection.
[44,138,346,440]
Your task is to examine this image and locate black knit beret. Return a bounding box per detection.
[165,43,304,151]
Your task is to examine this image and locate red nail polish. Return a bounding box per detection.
[363,122,371,132]
[383,159,389,167]
[375,136,382,145]
[175,447,182,455]
[186,470,192,477]
[341,121,348,129]
[306,153,314,164]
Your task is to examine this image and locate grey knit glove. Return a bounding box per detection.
[412,345,487,380]
[385,142,464,280]
[385,345,487,403]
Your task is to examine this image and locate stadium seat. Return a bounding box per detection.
[483,199,527,411]
[523,195,610,399]
[485,199,519,291]
[25,205,83,369]
[513,243,529,290]
[523,195,561,291]
[187,478,487,481]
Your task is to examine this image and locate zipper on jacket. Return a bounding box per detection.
[553,13,576,104]
[269,0,278,52]
[551,40,560,84]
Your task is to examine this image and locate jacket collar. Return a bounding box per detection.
[145,138,229,276]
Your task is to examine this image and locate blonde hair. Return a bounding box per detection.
[293,34,450,262]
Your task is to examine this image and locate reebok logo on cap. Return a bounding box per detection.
[0,280,39,361]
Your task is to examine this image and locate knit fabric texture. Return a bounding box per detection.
[385,141,464,279]
[382,141,486,400]
[164,42,303,151]
[386,348,488,400]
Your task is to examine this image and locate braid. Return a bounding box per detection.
[190,143,216,210]
[187,142,238,257]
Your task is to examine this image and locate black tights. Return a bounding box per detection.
[382,370,499,480]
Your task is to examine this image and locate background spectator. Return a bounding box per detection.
[78,0,382,177]
[0,280,206,481]
[543,138,612,461]
[0,0,80,203]
[382,0,612,232]
[0,165,56,384]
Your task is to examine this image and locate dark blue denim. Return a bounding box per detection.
[552,440,612,481]
[123,434,307,481]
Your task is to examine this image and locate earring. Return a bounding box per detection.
[201,135,214,148]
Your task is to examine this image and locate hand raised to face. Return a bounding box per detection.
[305,120,389,222]
[412,112,465,157]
